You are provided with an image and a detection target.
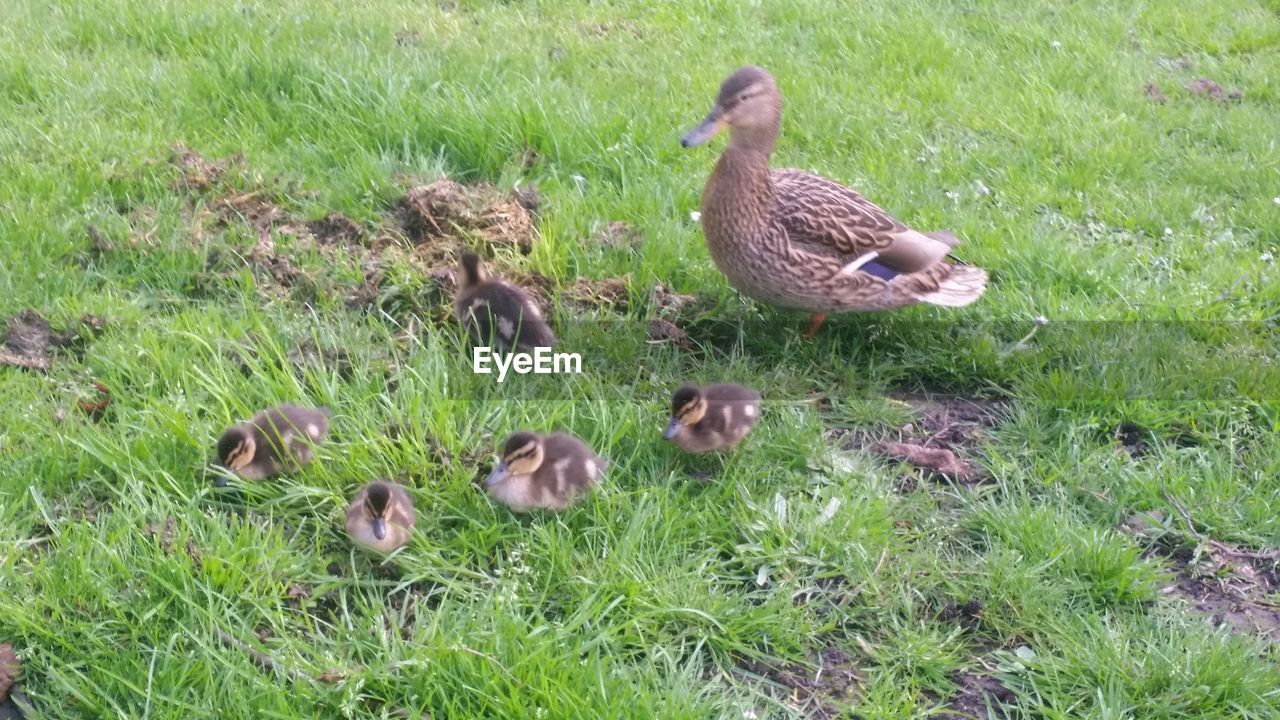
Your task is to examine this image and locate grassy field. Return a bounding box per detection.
[2,0,1280,717]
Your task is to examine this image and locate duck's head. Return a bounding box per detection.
[485,431,545,486]
[459,252,488,289]
[362,481,395,540]
[213,425,256,485]
[681,66,781,149]
[664,384,708,439]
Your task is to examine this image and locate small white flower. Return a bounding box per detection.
[1164,227,1173,237]
[1050,40,1062,49]
[1035,315,1049,326]
[1273,196,1280,205]
[689,211,701,222]
[1262,252,1274,264]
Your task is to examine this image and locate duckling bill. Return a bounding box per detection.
[345,481,415,554]
[484,431,604,512]
[664,383,761,453]
[454,252,556,352]
[211,405,330,484]
[683,66,988,335]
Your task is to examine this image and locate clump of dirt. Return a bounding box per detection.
[213,191,286,232]
[831,394,1005,485]
[647,318,691,351]
[935,672,1016,719]
[397,179,535,253]
[1185,77,1243,103]
[1,310,106,371]
[734,647,861,720]
[1145,82,1169,104]
[938,598,985,632]
[0,643,19,702]
[306,212,365,247]
[877,441,973,482]
[562,276,630,312]
[170,143,242,191]
[512,184,541,215]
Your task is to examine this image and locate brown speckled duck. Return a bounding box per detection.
[682,66,988,335]
[345,481,415,554]
[454,252,556,351]
[664,383,762,453]
[213,405,331,485]
[484,431,604,512]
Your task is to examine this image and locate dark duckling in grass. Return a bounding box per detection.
[453,252,556,351]
[212,405,331,485]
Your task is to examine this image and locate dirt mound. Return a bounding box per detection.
[562,276,630,312]
[935,671,1016,719]
[397,179,535,253]
[1,311,105,371]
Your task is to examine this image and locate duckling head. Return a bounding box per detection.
[213,425,256,486]
[664,385,708,440]
[681,66,781,149]
[459,252,488,290]
[486,431,545,486]
[362,481,394,540]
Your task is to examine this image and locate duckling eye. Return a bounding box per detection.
[737,92,752,104]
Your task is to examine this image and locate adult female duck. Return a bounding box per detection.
[682,66,988,335]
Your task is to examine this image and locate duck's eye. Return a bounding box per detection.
[738,92,751,103]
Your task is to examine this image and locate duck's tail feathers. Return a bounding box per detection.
[917,266,988,307]
[925,230,960,248]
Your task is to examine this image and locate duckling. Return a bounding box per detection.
[345,481,415,553]
[664,383,762,453]
[681,66,988,335]
[454,252,556,351]
[212,405,331,484]
[484,431,604,512]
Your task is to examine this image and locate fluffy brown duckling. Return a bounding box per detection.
[453,252,556,351]
[664,383,762,453]
[212,405,331,485]
[345,481,416,554]
[484,431,604,512]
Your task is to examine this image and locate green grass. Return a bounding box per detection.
[2,0,1280,717]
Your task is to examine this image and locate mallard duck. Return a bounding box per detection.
[454,252,556,351]
[664,383,762,453]
[345,481,415,553]
[484,431,604,512]
[212,405,330,485]
[682,66,988,334]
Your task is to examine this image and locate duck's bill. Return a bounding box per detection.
[372,516,387,541]
[663,419,682,440]
[681,109,726,147]
[484,462,509,487]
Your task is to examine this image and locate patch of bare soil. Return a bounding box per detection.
[170,143,242,191]
[562,276,630,312]
[830,394,1005,485]
[396,178,535,253]
[934,672,1016,720]
[732,647,862,720]
[1165,571,1280,641]
[305,212,365,247]
[1,311,106,371]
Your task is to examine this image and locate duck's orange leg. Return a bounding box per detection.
[801,313,828,339]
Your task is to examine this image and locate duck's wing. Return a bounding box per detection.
[772,170,958,275]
